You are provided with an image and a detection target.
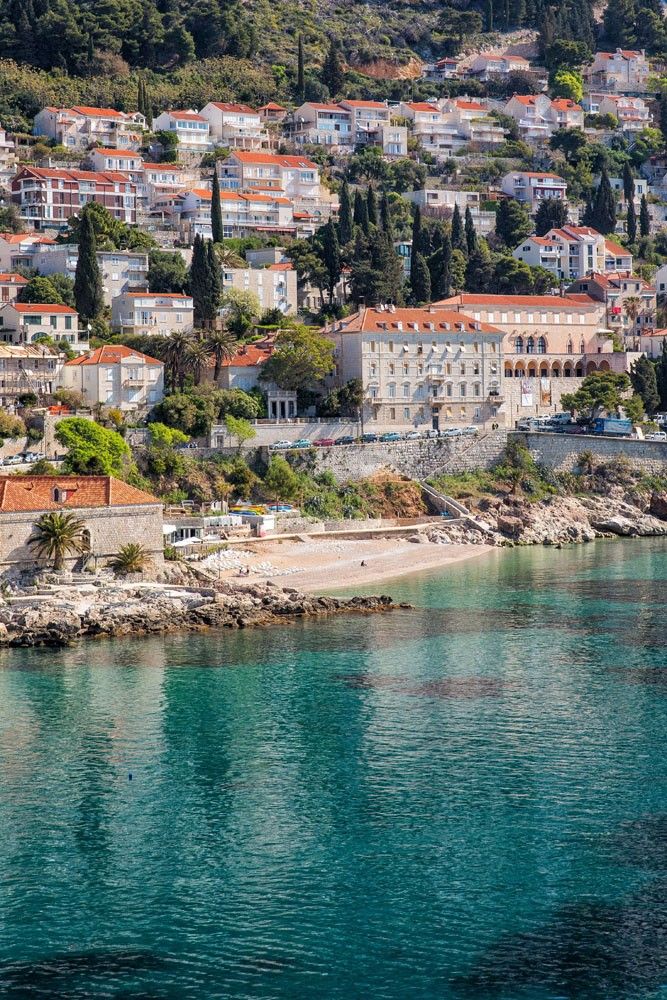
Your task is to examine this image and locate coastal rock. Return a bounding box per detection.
[649,492,667,520]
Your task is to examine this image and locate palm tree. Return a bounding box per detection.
[623,295,641,332]
[110,542,148,575]
[206,327,237,383]
[214,244,245,269]
[184,337,210,386]
[163,329,193,391]
[28,512,88,571]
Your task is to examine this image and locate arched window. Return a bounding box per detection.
[515,336,524,353]
[564,364,573,377]
[566,339,573,354]
[537,336,546,354]
[540,365,549,377]
[504,364,514,377]
[580,340,585,353]
[526,337,535,354]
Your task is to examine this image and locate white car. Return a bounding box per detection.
[442,428,463,437]
[646,431,667,441]
[270,440,293,450]
[404,430,422,440]
[460,426,478,436]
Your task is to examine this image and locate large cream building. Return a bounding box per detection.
[326,306,504,429]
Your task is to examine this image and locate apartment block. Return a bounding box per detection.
[32,245,149,306]
[12,167,137,229]
[500,171,567,211]
[33,106,145,151]
[111,292,193,336]
[61,344,164,410]
[200,102,270,150]
[0,343,62,408]
[151,110,211,152]
[0,302,85,349]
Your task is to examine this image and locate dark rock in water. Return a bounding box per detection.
[452,878,667,1000]
[0,950,162,991]
[608,667,667,688]
[607,814,667,870]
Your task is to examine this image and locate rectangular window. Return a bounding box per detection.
[403,407,410,419]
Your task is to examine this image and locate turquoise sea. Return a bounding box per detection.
[0,539,666,999]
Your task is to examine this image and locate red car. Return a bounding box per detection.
[313,437,335,447]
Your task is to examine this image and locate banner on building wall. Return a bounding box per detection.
[521,379,533,407]
[540,377,551,405]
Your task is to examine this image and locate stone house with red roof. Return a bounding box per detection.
[0,475,163,575]
[60,345,164,411]
[0,302,85,350]
[586,49,650,93]
[33,106,146,151]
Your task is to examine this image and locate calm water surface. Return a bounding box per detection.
[0,540,666,999]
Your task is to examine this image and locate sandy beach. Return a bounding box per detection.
[202,535,495,593]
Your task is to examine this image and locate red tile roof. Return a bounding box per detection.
[64,344,162,367]
[259,102,287,111]
[70,106,126,118]
[453,99,486,110]
[0,476,160,512]
[230,151,318,169]
[0,273,27,283]
[340,100,388,108]
[166,110,207,121]
[405,102,440,113]
[336,307,503,334]
[551,98,582,111]
[436,293,598,309]
[11,303,77,314]
[209,102,258,114]
[16,167,133,183]
[221,344,273,368]
[605,238,632,256]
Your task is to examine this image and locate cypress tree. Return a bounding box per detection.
[429,233,451,300]
[210,169,224,244]
[366,185,378,227]
[411,252,431,305]
[656,337,667,409]
[640,194,650,237]
[353,190,369,234]
[465,241,494,293]
[626,198,637,243]
[464,205,477,254]
[410,204,423,287]
[622,161,635,206]
[380,190,392,237]
[322,37,344,97]
[372,230,404,305]
[630,355,660,413]
[585,167,616,235]
[321,219,341,305]
[297,33,305,101]
[338,179,353,244]
[207,239,222,320]
[486,0,494,30]
[451,204,466,253]
[73,207,103,322]
[190,234,208,326]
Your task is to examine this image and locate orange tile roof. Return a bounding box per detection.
[221,344,273,368]
[16,167,133,183]
[231,151,318,169]
[64,344,162,366]
[436,293,598,310]
[267,262,294,270]
[551,98,582,111]
[0,232,54,244]
[11,303,77,314]
[406,102,440,113]
[454,99,486,110]
[510,94,539,105]
[259,102,287,111]
[605,238,632,256]
[142,163,184,172]
[337,307,503,334]
[0,273,27,283]
[91,148,142,157]
[340,100,388,108]
[304,103,346,112]
[71,106,126,118]
[167,110,207,121]
[0,475,160,512]
[209,102,258,114]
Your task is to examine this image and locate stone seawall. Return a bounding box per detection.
[283,431,509,482]
[516,432,667,474]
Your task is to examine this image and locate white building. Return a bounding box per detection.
[0,232,57,271]
[175,188,296,241]
[222,261,297,315]
[32,245,149,306]
[326,306,504,428]
[60,344,164,411]
[586,49,650,93]
[403,189,496,235]
[0,302,85,349]
[592,94,652,130]
[151,110,211,153]
[504,94,584,140]
[33,106,145,151]
[500,171,567,211]
[0,343,62,408]
[467,52,531,80]
[111,293,193,336]
[199,102,269,150]
[514,226,633,280]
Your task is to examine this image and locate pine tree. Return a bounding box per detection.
[623,161,635,206]
[640,194,650,237]
[322,37,344,97]
[297,33,305,101]
[451,204,465,253]
[210,169,224,244]
[380,191,392,237]
[410,252,431,305]
[630,355,660,413]
[464,206,477,254]
[73,207,103,322]
[366,186,378,227]
[353,190,369,234]
[338,179,353,244]
[626,198,637,243]
[495,198,531,247]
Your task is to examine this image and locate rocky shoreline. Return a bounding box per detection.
[417,488,667,548]
[0,573,403,648]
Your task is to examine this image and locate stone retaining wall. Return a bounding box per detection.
[283,431,509,483]
[516,432,667,474]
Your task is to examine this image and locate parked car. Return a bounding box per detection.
[291,439,313,449]
[380,432,402,442]
[270,440,293,450]
[424,429,440,439]
[460,426,478,436]
[313,438,335,447]
[646,431,667,441]
[22,452,40,463]
[404,430,422,440]
[335,435,355,445]
[442,428,463,437]
[4,455,23,465]
[361,433,379,443]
